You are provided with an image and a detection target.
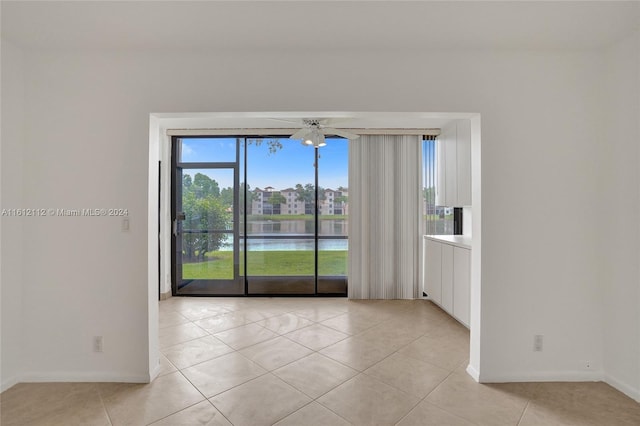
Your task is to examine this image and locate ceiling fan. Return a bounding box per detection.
[275,118,360,148]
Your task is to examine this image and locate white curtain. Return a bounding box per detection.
[348,135,422,299]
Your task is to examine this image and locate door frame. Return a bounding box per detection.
[170,134,348,297]
[170,136,242,295]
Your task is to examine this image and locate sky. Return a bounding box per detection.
[180,137,348,191]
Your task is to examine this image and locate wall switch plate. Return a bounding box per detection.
[121,218,130,231]
[533,334,543,352]
[93,336,103,353]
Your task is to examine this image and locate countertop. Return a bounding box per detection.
[424,235,472,250]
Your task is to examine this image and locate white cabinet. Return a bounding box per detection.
[441,244,454,313]
[453,247,470,327]
[423,237,471,328]
[424,239,442,305]
[443,124,457,206]
[435,119,472,207]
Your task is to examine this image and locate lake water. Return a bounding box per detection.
[219,219,347,251]
[247,219,348,236]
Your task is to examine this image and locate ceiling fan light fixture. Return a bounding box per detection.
[291,118,357,147]
[302,128,326,148]
[315,132,326,148]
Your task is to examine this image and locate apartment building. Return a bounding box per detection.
[251,187,348,216]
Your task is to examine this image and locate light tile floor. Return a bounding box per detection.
[2,297,640,425]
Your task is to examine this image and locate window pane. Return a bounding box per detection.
[423,138,454,235]
[318,137,348,294]
[178,137,237,163]
[182,169,234,231]
[246,138,315,294]
[180,168,235,282]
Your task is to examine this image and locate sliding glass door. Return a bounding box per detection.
[172,136,347,296]
[172,138,243,295]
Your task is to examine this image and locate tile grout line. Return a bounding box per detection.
[515,400,531,426]
[163,314,319,372]
[162,299,469,425]
[96,384,116,426]
[400,366,472,424]
[267,399,317,426]
[306,398,355,426]
[174,362,258,426]
[165,310,280,425]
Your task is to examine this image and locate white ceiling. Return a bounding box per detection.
[2,1,639,51]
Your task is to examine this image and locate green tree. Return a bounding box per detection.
[267,192,287,207]
[239,182,257,214]
[220,187,233,208]
[335,195,348,204]
[193,173,220,198]
[182,173,230,262]
[247,138,283,155]
[295,183,326,213]
[294,183,314,204]
[183,174,193,188]
[318,187,326,202]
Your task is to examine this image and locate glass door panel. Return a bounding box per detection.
[318,138,348,294]
[245,139,316,294]
[175,167,242,295]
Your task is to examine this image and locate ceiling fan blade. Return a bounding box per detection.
[324,128,360,140]
[290,128,312,140]
[319,118,352,126]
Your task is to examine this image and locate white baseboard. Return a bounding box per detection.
[478,369,604,383]
[1,376,20,393]
[149,361,161,382]
[478,370,639,402]
[466,364,480,381]
[20,371,150,384]
[605,373,640,402]
[3,368,161,391]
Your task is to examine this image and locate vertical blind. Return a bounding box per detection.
[348,135,422,299]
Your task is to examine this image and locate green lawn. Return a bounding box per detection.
[182,250,347,279]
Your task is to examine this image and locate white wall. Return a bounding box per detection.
[601,30,640,400]
[4,41,638,397]
[15,50,151,382]
[1,40,25,391]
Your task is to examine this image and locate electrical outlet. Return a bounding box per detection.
[93,336,103,353]
[533,334,543,352]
